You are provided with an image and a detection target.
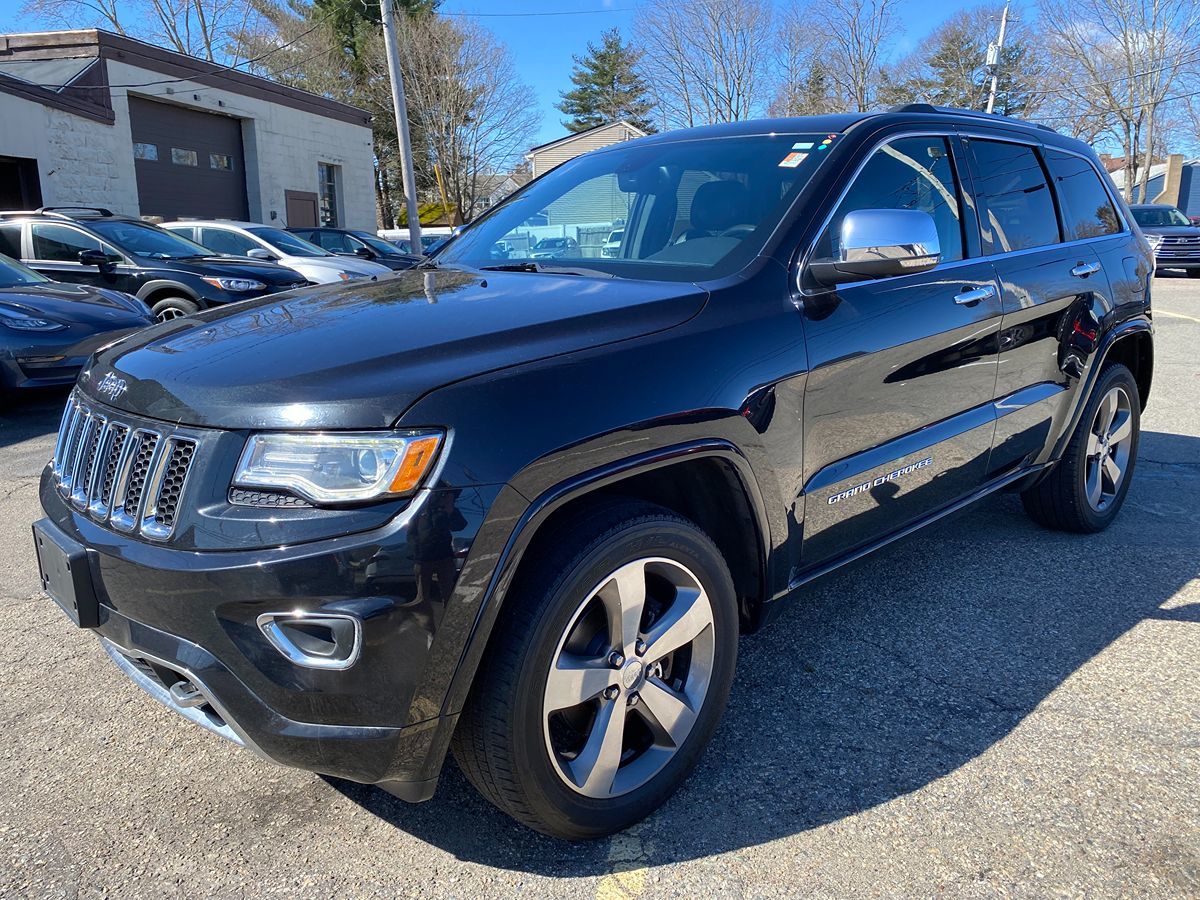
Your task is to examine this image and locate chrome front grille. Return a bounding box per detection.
[52,393,196,541]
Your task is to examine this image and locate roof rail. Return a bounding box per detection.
[887,103,1056,134]
[0,209,76,221]
[37,206,116,218]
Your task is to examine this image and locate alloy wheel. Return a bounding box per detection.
[1085,384,1134,511]
[156,307,186,323]
[542,557,716,799]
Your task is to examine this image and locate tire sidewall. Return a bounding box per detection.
[150,296,199,321]
[508,518,738,838]
[1072,364,1141,530]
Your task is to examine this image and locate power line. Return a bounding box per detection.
[1024,46,1200,99]
[1033,86,1200,123]
[439,4,634,15]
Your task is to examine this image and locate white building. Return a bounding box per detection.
[0,29,376,229]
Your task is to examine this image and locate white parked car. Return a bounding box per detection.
[164,221,392,284]
[602,228,624,258]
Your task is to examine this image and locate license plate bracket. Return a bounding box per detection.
[32,519,100,628]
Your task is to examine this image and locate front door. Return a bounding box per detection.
[799,134,1003,569]
[26,222,136,293]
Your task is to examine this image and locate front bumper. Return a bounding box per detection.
[39,471,506,800]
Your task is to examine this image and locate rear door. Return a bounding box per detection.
[963,137,1117,476]
[799,134,1004,569]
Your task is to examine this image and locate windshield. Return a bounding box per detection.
[438,133,835,280]
[248,226,332,257]
[351,231,408,257]
[90,220,210,259]
[0,254,50,287]
[1133,206,1191,227]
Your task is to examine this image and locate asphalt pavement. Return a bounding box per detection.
[0,276,1197,898]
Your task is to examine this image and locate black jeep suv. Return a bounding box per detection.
[0,208,308,321]
[33,107,1153,840]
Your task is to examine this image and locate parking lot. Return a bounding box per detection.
[0,277,1197,899]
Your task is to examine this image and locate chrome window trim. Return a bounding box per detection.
[794,127,1131,297]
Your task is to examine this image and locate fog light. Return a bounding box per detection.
[256,611,362,670]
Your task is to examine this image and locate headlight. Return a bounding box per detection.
[202,277,267,292]
[233,431,443,504]
[337,272,354,281]
[0,306,65,332]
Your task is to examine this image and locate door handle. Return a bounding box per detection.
[1070,261,1101,278]
[953,285,996,305]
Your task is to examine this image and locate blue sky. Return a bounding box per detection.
[0,0,1027,145]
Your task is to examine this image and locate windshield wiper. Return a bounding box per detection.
[479,262,614,278]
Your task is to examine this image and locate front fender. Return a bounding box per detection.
[438,439,771,719]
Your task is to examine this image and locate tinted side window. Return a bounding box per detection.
[314,231,353,253]
[1043,149,1121,240]
[817,136,965,265]
[200,227,257,256]
[31,224,115,262]
[0,223,21,258]
[969,140,1059,253]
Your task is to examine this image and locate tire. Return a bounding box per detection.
[150,296,200,322]
[1021,363,1140,533]
[1187,269,1200,279]
[452,500,738,839]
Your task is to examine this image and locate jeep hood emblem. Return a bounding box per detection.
[96,372,129,402]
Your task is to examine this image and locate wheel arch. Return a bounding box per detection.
[136,280,201,305]
[441,440,772,719]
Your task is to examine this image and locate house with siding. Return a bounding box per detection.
[525,121,646,178]
[1108,154,1200,214]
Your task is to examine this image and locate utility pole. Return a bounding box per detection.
[985,1,1011,115]
[379,0,422,248]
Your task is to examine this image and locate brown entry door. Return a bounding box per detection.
[285,191,319,227]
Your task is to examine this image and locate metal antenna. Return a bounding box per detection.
[985,1,1012,114]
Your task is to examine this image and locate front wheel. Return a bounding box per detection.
[150,296,200,322]
[452,501,738,839]
[1187,269,1200,279]
[1021,363,1140,532]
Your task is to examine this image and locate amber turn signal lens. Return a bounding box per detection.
[388,435,442,493]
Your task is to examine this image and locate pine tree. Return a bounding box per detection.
[556,29,656,133]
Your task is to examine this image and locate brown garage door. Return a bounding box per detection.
[128,96,248,221]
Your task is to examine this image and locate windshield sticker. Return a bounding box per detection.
[817,134,838,151]
[792,142,814,150]
[779,151,809,168]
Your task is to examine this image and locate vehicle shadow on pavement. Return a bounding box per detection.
[0,389,69,450]
[330,428,1200,873]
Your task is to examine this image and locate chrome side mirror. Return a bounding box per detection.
[811,208,941,286]
[246,247,275,261]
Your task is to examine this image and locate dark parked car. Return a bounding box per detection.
[529,236,579,259]
[1129,203,1200,276]
[0,208,308,321]
[0,253,151,402]
[287,227,424,271]
[33,106,1153,840]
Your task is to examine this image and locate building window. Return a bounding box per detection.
[209,153,233,171]
[318,162,339,227]
[133,143,158,161]
[171,148,198,166]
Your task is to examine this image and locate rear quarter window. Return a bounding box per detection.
[0,223,21,258]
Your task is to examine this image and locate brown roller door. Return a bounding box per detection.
[128,96,248,220]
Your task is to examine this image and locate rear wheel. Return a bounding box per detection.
[1187,269,1200,278]
[1021,363,1140,532]
[150,296,199,322]
[452,501,738,839]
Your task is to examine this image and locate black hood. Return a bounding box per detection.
[0,281,151,328]
[145,256,306,286]
[1137,224,1200,237]
[79,267,707,429]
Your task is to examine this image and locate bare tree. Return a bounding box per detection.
[1038,0,1200,202]
[22,0,258,62]
[771,0,899,114]
[391,15,540,223]
[637,0,773,130]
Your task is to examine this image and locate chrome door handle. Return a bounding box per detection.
[954,285,996,305]
[1070,261,1101,278]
